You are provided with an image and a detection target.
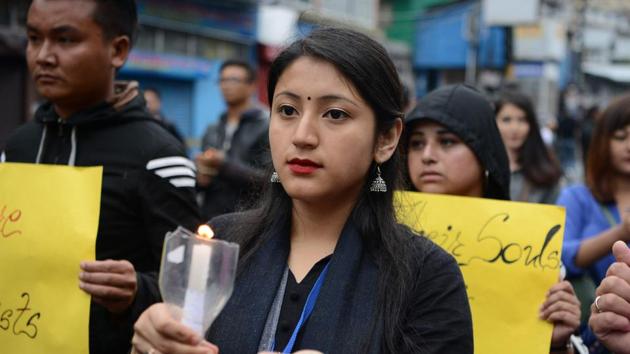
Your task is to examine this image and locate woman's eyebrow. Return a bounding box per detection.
[318,94,359,108]
[274,91,359,108]
[437,129,455,135]
[274,90,300,100]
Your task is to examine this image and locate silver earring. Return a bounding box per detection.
[370,165,387,193]
[484,170,489,179]
[270,171,280,183]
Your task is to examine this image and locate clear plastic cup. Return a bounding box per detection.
[159,226,239,335]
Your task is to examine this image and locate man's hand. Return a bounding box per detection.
[201,148,225,170]
[589,241,630,353]
[79,259,138,314]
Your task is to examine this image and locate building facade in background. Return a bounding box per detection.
[5,0,628,153]
[120,0,258,154]
[382,0,630,124]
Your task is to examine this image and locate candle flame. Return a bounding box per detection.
[197,225,214,239]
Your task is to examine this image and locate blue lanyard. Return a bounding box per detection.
[275,261,331,354]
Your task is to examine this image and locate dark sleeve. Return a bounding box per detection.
[3,121,43,163]
[201,124,217,151]
[405,241,474,353]
[219,129,269,186]
[130,143,202,321]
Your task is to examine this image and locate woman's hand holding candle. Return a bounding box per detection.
[132,303,219,354]
[79,259,138,314]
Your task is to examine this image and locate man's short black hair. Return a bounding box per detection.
[92,0,138,46]
[220,59,256,83]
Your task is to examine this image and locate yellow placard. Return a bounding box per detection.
[396,191,565,354]
[0,162,102,353]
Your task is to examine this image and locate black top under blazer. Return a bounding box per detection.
[207,211,473,353]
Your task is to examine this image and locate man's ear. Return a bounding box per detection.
[373,118,403,163]
[110,35,131,69]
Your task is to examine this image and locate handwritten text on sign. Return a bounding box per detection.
[0,292,41,339]
[0,163,101,354]
[396,191,566,354]
[0,204,22,238]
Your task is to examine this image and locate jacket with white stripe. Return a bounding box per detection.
[3,90,201,354]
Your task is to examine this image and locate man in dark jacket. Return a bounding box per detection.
[196,59,269,220]
[1,1,200,353]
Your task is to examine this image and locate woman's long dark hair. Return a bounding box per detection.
[495,91,562,187]
[586,93,630,202]
[229,27,422,352]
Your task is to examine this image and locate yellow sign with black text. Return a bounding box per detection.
[0,163,101,353]
[396,191,565,354]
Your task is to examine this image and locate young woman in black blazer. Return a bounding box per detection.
[131,28,473,354]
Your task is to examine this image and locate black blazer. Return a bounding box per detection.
[199,109,269,220]
[207,212,473,353]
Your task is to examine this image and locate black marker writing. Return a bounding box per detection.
[0,292,41,339]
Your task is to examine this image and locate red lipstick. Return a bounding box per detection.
[288,158,322,175]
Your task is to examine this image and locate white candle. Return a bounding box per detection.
[188,244,211,291]
[182,238,212,334]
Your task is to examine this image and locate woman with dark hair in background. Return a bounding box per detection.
[580,105,600,169]
[130,27,473,354]
[404,84,582,353]
[557,93,630,353]
[495,91,563,204]
[559,93,630,288]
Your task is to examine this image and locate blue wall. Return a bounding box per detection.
[192,63,225,150]
[413,1,507,69]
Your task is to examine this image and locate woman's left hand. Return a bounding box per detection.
[539,280,581,348]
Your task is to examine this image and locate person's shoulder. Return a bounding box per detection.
[115,113,187,160]
[207,209,260,241]
[114,112,193,181]
[399,225,459,273]
[208,211,246,227]
[558,184,595,203]
[565,184,589,194]
[8,120,40,139]
[395,226,465,300]
[243,108,269,125]
[4,121,42,159]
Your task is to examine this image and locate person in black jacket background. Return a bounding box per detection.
[1,1,201,353]
[196,59,269,220]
